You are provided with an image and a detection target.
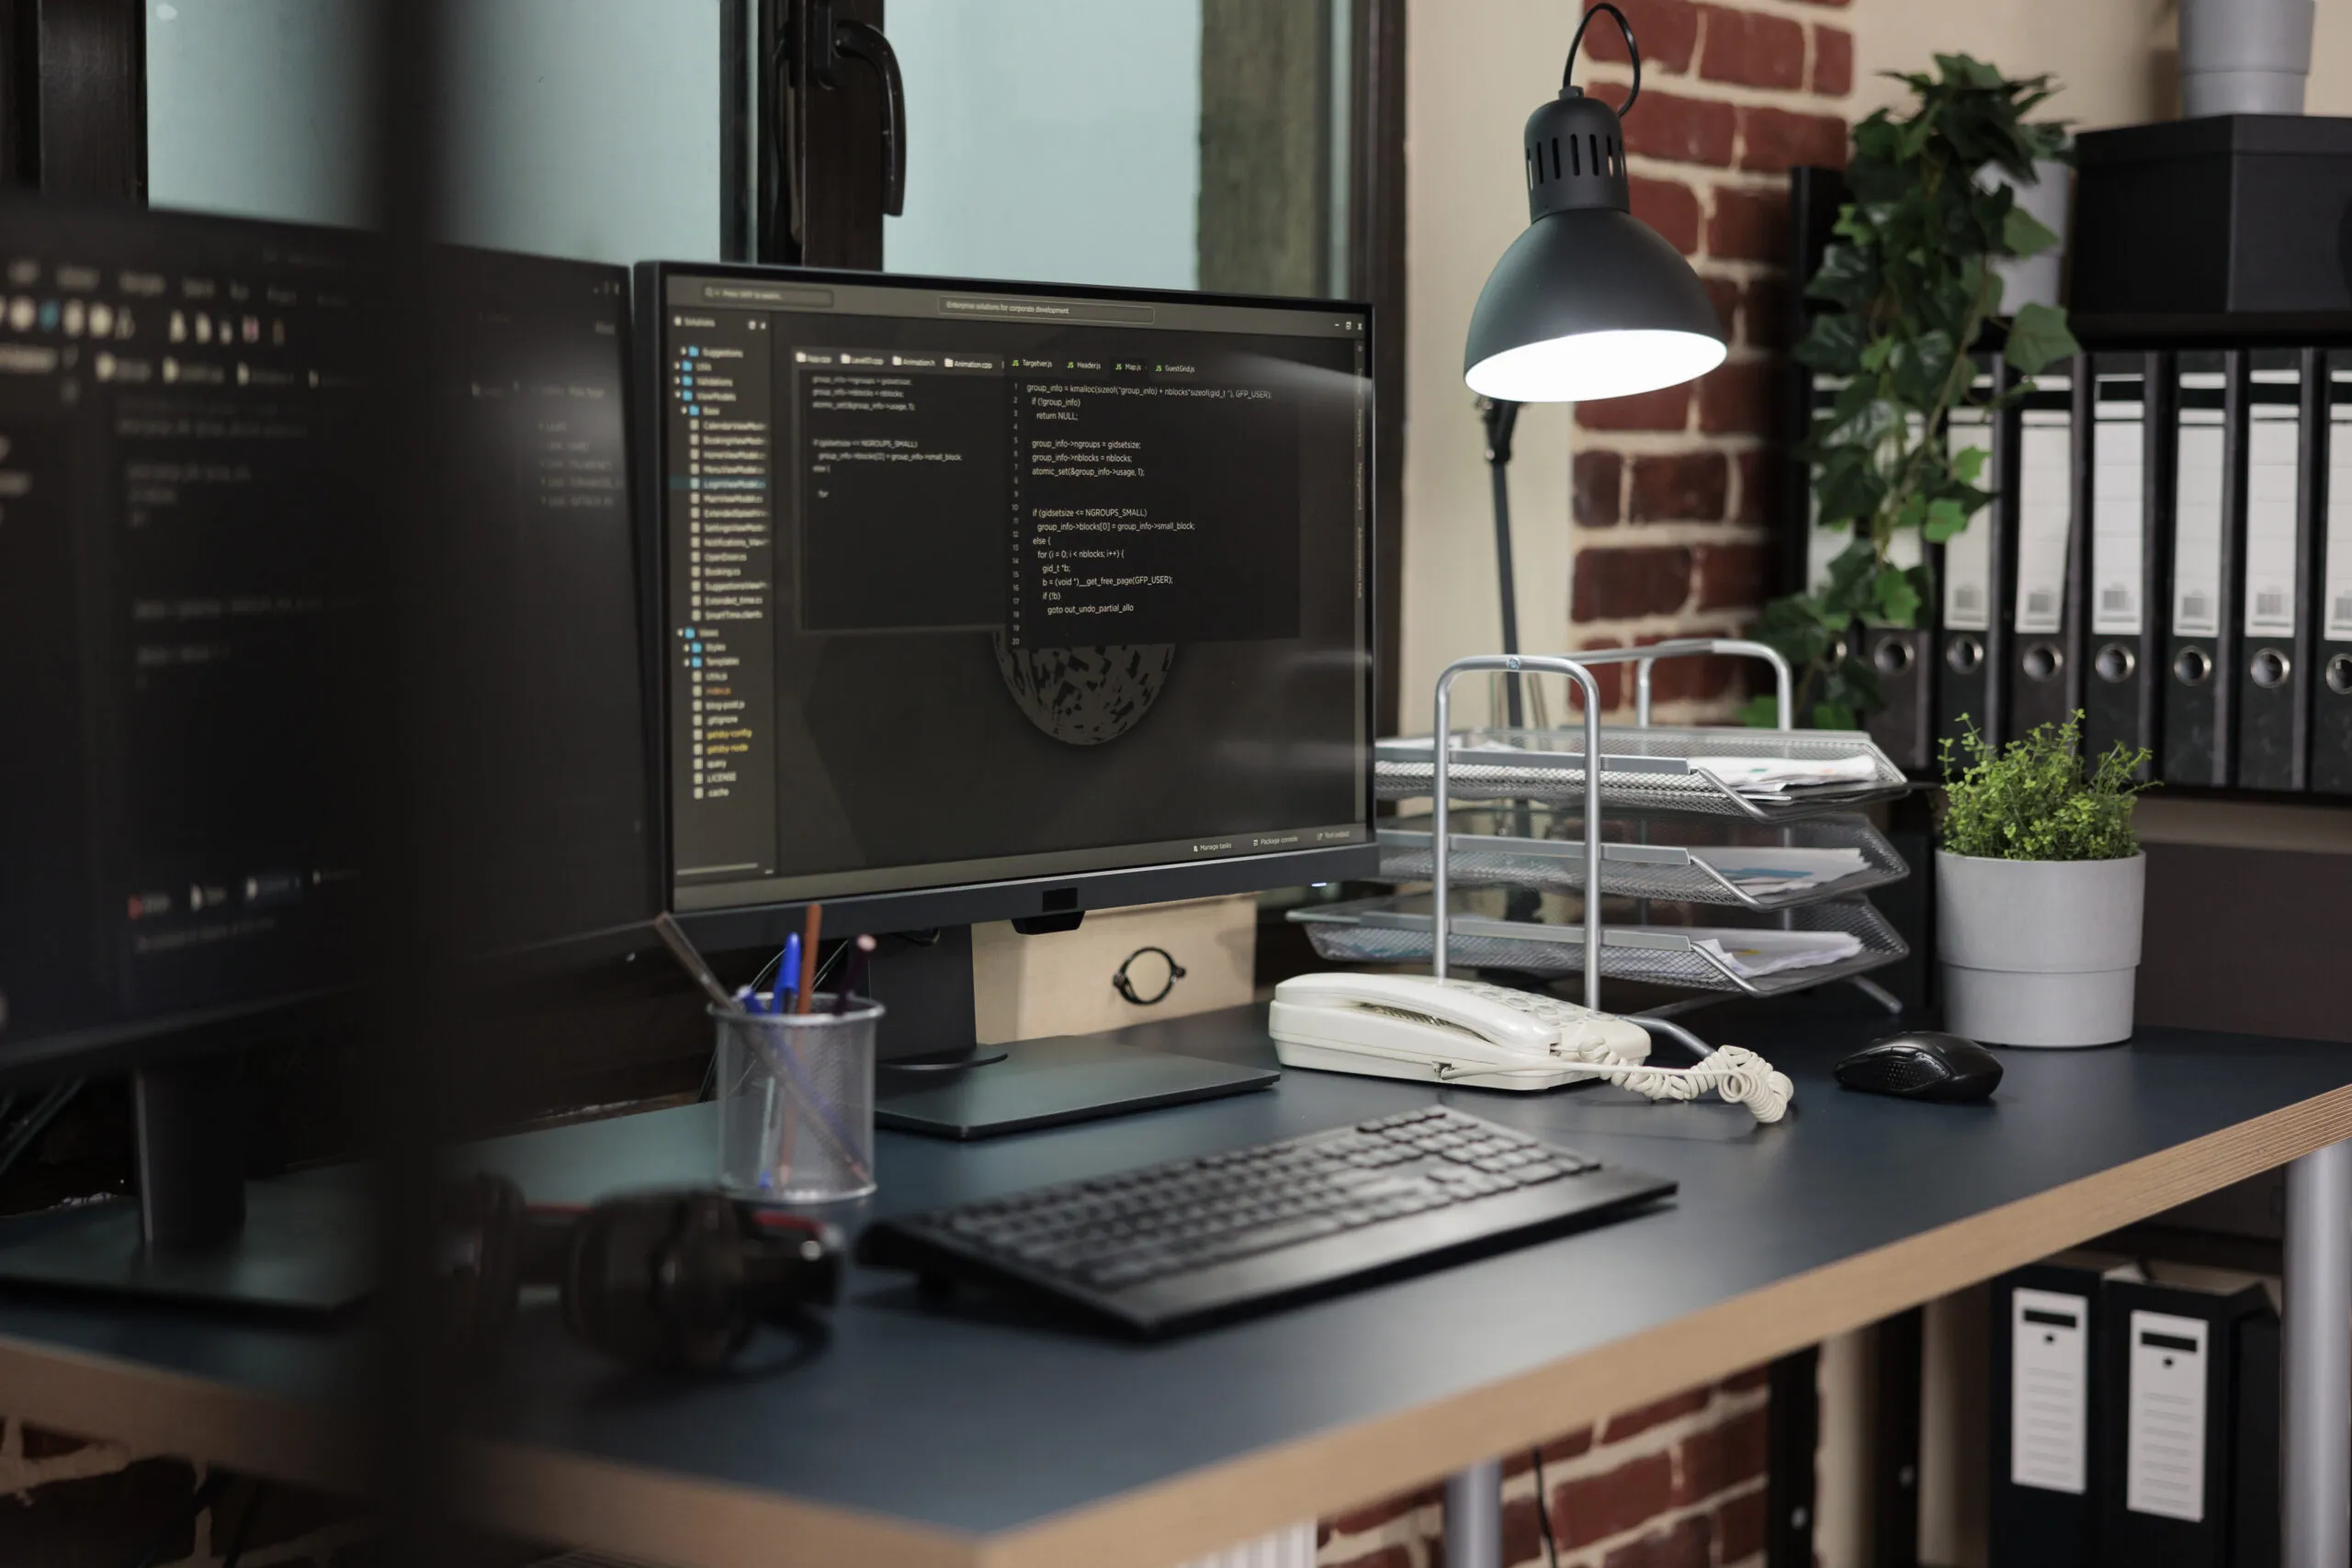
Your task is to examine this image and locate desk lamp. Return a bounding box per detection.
[1466,3,1726,727]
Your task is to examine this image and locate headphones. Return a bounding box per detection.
[441,1174,843,1371]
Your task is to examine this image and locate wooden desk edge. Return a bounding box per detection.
[0,1330,369,1494]
[10,1084,2351,1568]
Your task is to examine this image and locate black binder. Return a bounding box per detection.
[1992,1263,2107,1568]
[2232,1312,2281,1568]
[2163,351,2246,784]
[1863,530,1936,771]
[2097,1279,2275,1568]
[1936,357,2009,750]
[2081,353,2169,771]
[2233,348,2321,790]
[2006,359,2084,738]
[2315,351,2352,794]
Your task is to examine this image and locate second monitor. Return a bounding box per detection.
[639,265,1377,1134]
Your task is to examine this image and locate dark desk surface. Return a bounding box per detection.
[5,994,2351,1568]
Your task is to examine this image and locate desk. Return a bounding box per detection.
[3,993,2350,1568]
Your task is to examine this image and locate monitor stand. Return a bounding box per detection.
[0,1055,372,1314]
[868,925,1277,1140]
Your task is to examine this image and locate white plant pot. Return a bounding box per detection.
[1979,159,2071,313]
[1935,849,2145,1048]
[2180,0,2313,118]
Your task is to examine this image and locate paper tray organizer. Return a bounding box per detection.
[1373,726,1910,822]
[1290,889,1906,996]
[1295,638,1909,1008]
[1373,807,1908,912]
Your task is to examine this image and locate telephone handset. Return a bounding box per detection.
[1269,973,1792,1122]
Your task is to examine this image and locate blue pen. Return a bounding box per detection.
[775,932,802,1013]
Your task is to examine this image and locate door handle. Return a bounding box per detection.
[829,19,905,218]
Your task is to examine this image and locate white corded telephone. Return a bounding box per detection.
[1269,973,1792,1123]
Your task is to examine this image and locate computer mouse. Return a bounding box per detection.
[1834,1031,2003,1103]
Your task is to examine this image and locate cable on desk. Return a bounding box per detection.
[1531,1446,1561,1568]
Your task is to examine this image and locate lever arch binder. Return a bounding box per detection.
[2164,351,2245,784]
[2316,351,2352,794]
[1864,417,1933,772]
[2082,353,2168,771]
[2007,362,2083,738]
[1938,359,2007,750]
[1994,1262,2107,1568]
[2233,348,2320,790]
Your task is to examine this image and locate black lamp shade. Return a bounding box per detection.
[1463,87,1725,402]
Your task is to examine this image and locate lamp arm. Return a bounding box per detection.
[1563,2,1641,118]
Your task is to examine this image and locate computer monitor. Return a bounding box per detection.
[639,263,1377,1133]
[0,201,655,1305]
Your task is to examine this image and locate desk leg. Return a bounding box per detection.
[2286,1137,2352,1568]
[1444,1459,1503,1568]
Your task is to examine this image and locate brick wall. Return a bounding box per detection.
[1315,1370,1770,1568]
[1566,0,1851,717]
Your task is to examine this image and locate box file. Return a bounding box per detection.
[2098,1277,2275,1568]
[2007,363,2083,738]
[1937,361,2007,751]
[2163,351,2245,784]
[1992,1262,2107,1568]
[2233,349,2320,791]
[2082,353,2168,772]
[2312,352,2352,794]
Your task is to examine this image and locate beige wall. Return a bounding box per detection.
[1400,0,2352,741]
[1400,0,1580,737]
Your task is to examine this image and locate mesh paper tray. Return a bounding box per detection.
[1374,808,1907,911]
[1289,890,1906,997]
[1374,726,1911,822]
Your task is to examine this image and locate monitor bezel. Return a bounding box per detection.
[634,260,1381,953]
[0,206,665,1080]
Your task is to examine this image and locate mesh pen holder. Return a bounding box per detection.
[712,998,881,1204]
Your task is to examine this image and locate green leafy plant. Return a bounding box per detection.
[1743,56,2079,729]
[1938,713,2151,862]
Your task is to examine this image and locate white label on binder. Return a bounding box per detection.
[2015,412,2072,635]
[2245,380,2301,637]
[2126,1310,2209,1522]
[2011,1287,2089,1494]
[2327,398,2352,640]
[1944,411,1995,631]
[2174,403,2227,637]
[2091,407,2145,635]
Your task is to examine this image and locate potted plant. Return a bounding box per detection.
[1935,715,2152,1047]
[1746,56,2078,728]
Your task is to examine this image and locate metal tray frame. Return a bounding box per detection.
[1292,890,1908,998]
[1374,808,1908,912]
[1327,644,1908,1022]
[1375,640,1911,824]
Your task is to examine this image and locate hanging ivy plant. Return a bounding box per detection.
[1744,55,2079,728]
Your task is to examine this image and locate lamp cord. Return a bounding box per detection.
[1532,1446,1562,1568]
[1563,2,1641,118]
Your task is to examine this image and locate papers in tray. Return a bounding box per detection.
[1684,754,1885,796]
[1690,845,1871,896]
[1686,928,1866,978]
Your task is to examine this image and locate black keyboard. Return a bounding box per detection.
[855,1107,1676,1335]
